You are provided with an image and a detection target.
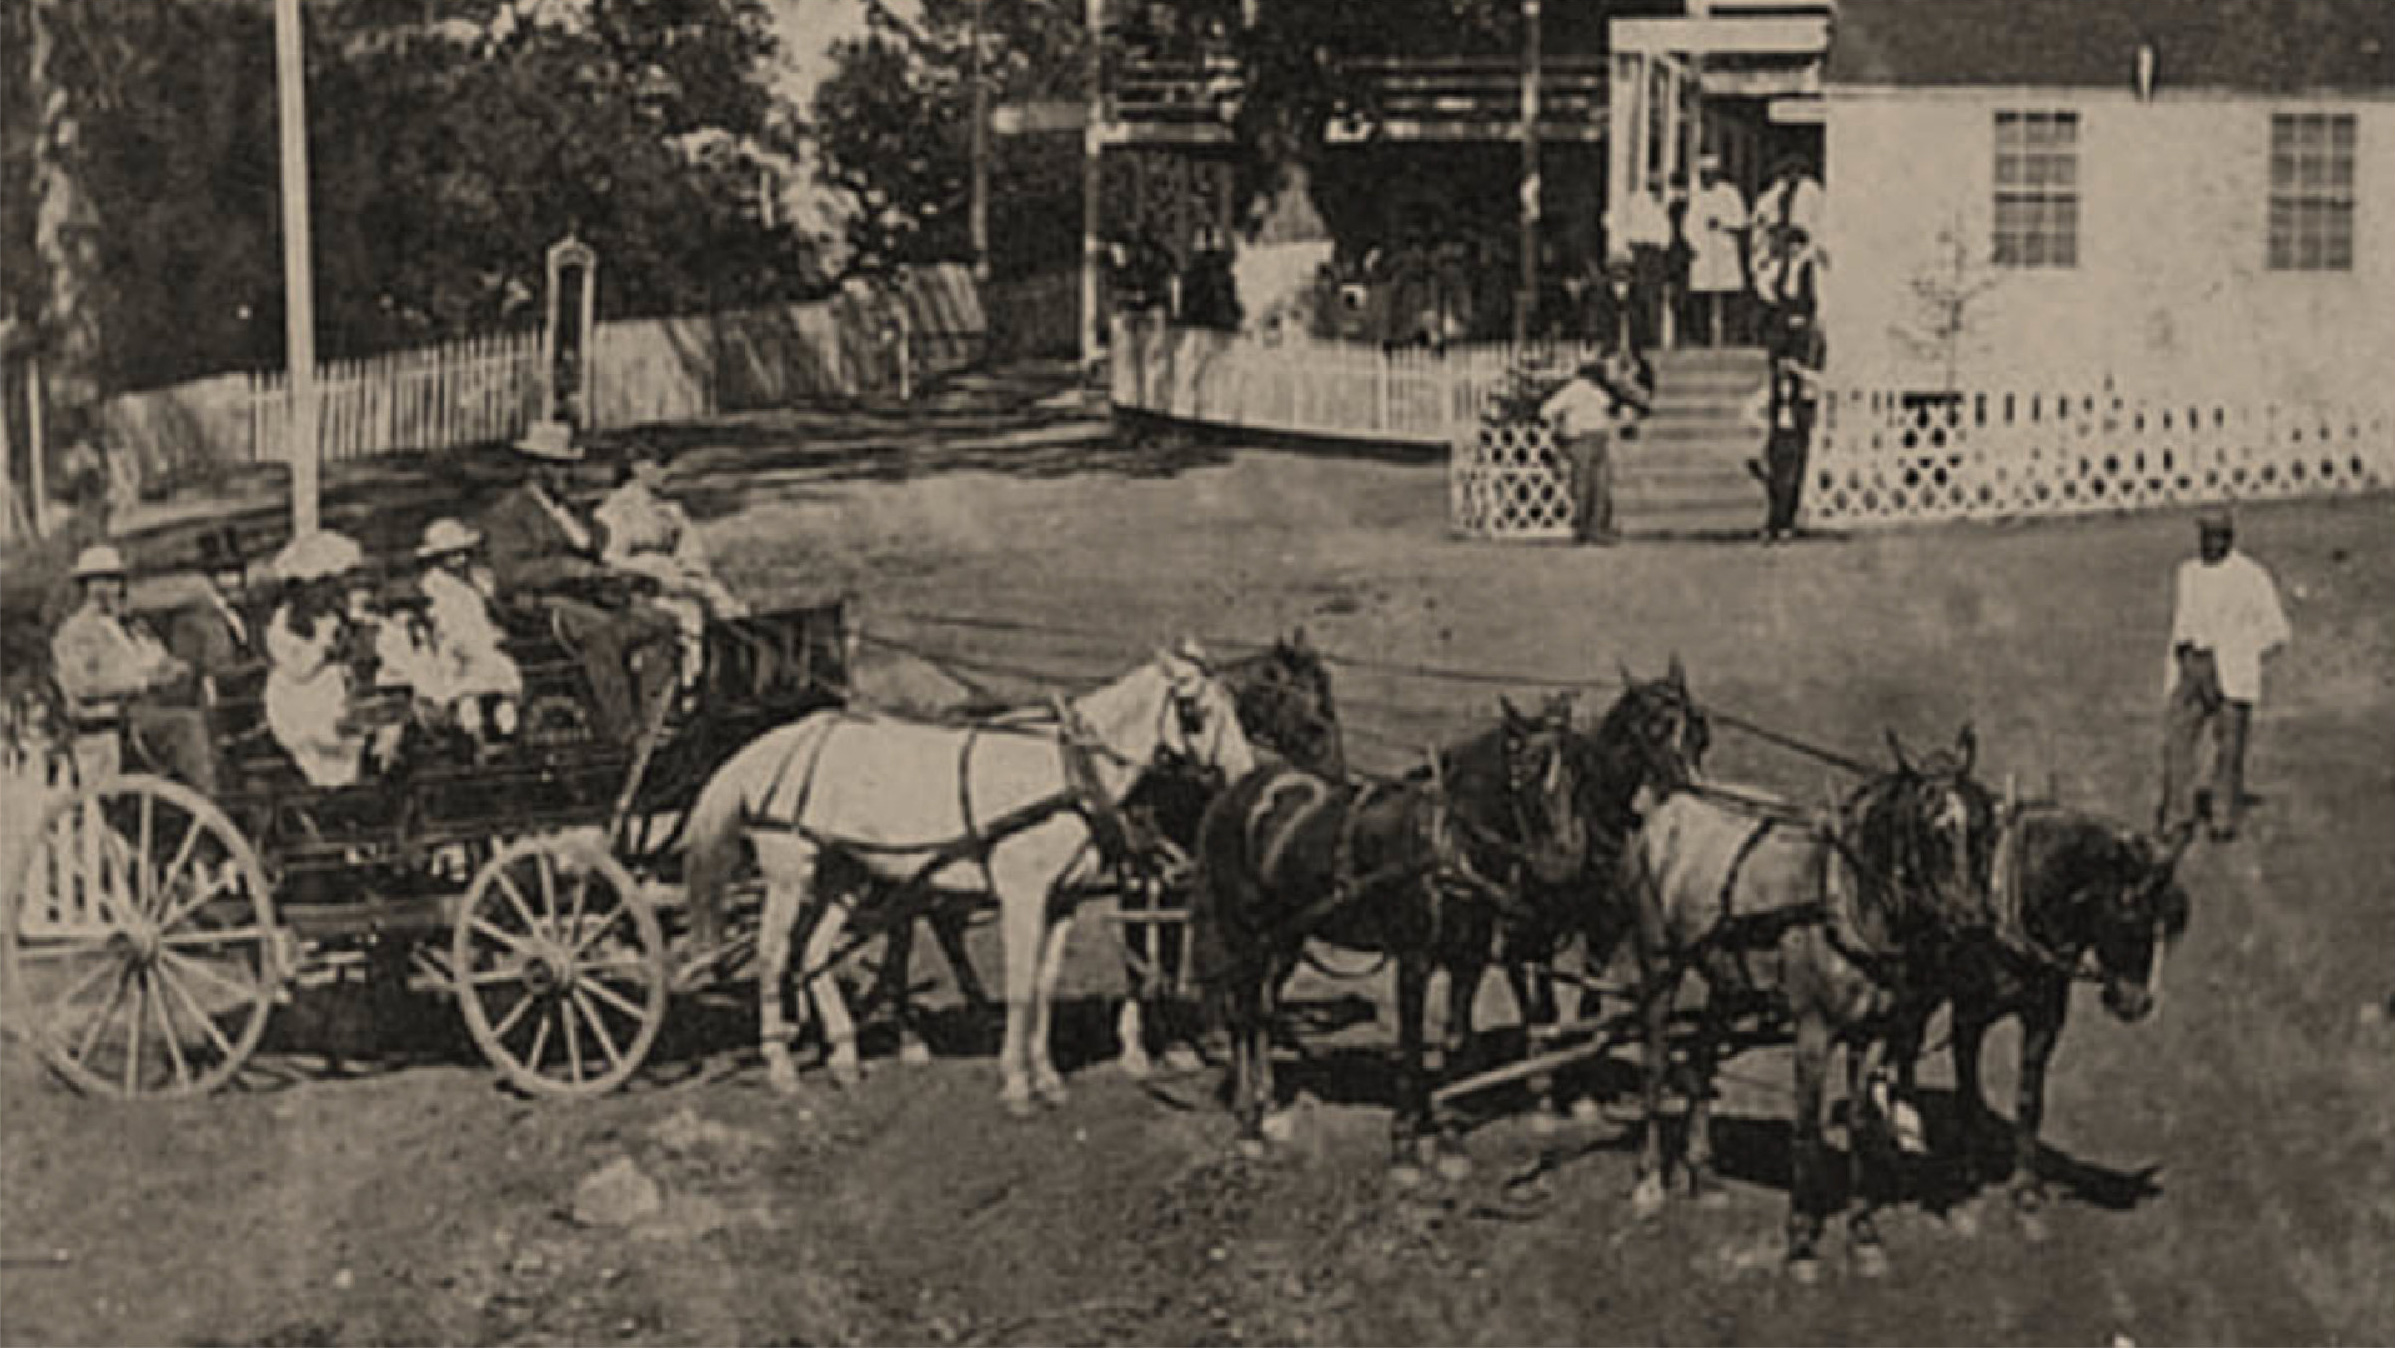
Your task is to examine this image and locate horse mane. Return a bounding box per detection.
[2009,806,2188,943]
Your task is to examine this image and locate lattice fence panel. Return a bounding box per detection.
[1807,389,2395,529]
[1451,419,1576,540]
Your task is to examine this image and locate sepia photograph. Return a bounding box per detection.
[1,0,2388,1342]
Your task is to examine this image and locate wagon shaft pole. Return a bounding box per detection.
[1430,1017,1634,1110]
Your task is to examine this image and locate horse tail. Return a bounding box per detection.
[681,721,810,949]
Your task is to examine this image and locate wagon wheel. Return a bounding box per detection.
[1,775,281,1099]
[453,837,667,1096]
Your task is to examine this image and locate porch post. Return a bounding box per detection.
[1516,0,1543,346]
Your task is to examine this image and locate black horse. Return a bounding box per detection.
[1623,724,1998,1281]
[1459,660,1713,1119]
[1887,802,2193,1231]
[1189,702,1586,1178]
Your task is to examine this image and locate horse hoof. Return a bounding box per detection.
[1161,1045,1206,1075]
[1001,1088,1038,1120]
[1946,1200,1984,1240]
[1693,1181,1731,1211]
[1435,1150,1474,1184]
[1117,1051,1154,1081]
[1529,1110,1565,1138]
[1786,1255,1823,1286]
[1260,1110,1298,1145]
[899,1039,933,1068]
[1853,1243,1890,1279]
[1630,1174,1667,1219]
[766,1063,802,1098]
[1390,1162,1426,1191]
[1236,1137,1269,1162]
[1569,1097,1607,1125]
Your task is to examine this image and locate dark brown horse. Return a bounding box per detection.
[1189,702,1586,1179]
[1621,725,1997,1281]
[1886,802,2193,1233]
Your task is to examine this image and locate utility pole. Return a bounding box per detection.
[970,0,991,282]
[1514,0,1542,347]
[1080,0,1105,370]
[274,0,321,535]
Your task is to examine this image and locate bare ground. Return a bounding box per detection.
[5,367,2393,1346]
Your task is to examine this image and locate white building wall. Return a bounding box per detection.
[1821,87,2395,409]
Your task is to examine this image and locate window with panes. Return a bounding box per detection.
[2269,112,2355,271]
[1993,110,2079,268]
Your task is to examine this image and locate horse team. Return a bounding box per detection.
[682,636,2192,1283]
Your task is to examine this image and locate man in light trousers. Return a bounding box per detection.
[2158,508,2291,842]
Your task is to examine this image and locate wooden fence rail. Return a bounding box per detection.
[89,265,990,484]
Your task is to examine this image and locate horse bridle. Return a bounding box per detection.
[1987,807,2170,986]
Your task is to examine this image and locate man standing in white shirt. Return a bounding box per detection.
[1541,355,1652,544]
[1686,154,1749,348]
[2159,508,2291,841]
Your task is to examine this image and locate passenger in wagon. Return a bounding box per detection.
[596,445,747,689]
[479,428,681,739]
[410,517,523,746]
[164,526,258,702]
[51,542,215,791]
[263,531,379,788]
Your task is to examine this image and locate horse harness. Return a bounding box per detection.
[1982,802,2107,984]
[742,707,1160,907]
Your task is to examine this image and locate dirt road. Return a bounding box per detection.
[5,371,2391,1345]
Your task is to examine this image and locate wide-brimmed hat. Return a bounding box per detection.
[273,530,366,584]
[417,517,483,560]
[515,420,583,462]
[72,544,128,581]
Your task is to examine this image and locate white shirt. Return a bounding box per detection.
[1688,181,1750,293]
[1616,191,1671,251]
[2167,551,2291,703]
[1541,378,1626,440]
[264,606,363,787]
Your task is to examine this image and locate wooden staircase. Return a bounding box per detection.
[1616,347,1771,539]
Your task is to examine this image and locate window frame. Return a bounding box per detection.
[2267,111,2356,273]
[1991,109,2082,270]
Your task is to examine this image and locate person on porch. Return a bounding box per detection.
[1615,182,1674,352]
[1687,154,1749,347]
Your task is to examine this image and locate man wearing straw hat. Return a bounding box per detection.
[480,426,680,740]
[51,541,213,790]
[2158,506,2290,842]
[1540,353,1653,544]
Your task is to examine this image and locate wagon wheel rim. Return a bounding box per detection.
[454,837,665,1097]
[2,774,279,1099]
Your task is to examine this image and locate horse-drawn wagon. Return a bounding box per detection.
[2,594,852,1099]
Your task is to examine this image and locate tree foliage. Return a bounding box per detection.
[812,0,1088,277]
[0,0,821,399]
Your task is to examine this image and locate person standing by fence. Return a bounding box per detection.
[1541,356,1653,545]
[2158,509,2290,842]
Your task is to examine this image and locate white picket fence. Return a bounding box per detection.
[1110,313,1606,446]
[92,265,990,479]
[1808,387,2395,528]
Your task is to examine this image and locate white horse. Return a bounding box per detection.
[680,645,1256,1113]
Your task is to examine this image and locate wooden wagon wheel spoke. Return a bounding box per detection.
[465,916,539,960]
[523,1003,555,1074]
[569,988,626,1074]
[153,868,233,937]
[134,792,156,919]
[152,959,240,1063]
[153,815,207,916]
[148,966,194,1091]
[74,965,135,1069]
[484,988,537,1046]
[576,971,649,1025]
[492,871,545,940]
[534,851,563,926]
[561,990,586,1082]
[157,947,262,1010]
[570,904,628,957]
[121,969,147,1096]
